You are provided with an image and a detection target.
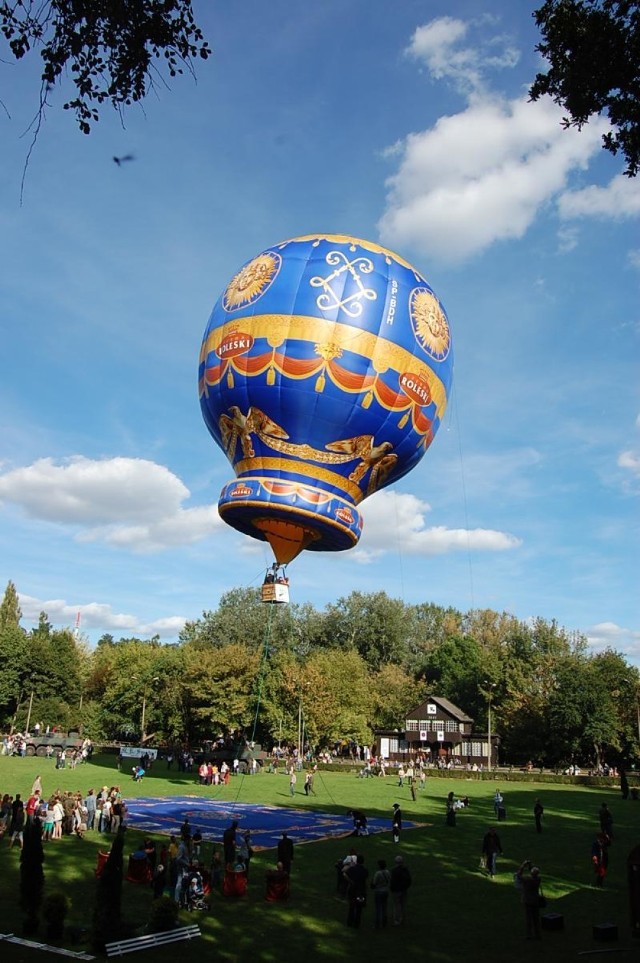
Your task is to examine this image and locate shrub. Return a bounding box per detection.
[147,895,179,933]
[42,892,70,941]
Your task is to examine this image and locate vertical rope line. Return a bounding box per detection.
[451,385,475,611]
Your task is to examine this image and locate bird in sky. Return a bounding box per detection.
[112,154,135,166]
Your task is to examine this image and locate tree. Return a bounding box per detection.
[20,819,45,935]
[182,643,261,740]
[92,826,125,952]
[369,664,425,731]
[1,1,211,134]
[0,580,22,631]
[322,591,410,671]
[300,650,372,748]
[179,588,268,650]
[0,582,27,727]
[424,634,487,718]
[531,1,640,175]
[404,602,463,676]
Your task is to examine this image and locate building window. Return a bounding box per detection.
[445,720,458,732]
[406,719,419,731]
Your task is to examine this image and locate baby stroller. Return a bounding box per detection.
[185,869,209,912]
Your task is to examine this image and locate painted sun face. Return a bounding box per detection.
[410,288,451,361]
[223,252,281,311]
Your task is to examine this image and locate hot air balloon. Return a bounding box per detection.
[199,234,453,594]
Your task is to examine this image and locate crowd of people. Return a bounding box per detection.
[1,733,93,765]
[335,847,412,929]
[0,778,129,848]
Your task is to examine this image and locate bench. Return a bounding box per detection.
[105,924,201,956]
[0,933,94,960]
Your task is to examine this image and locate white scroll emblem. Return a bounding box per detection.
[310,250,377,318]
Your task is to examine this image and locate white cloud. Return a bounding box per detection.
[78,505,221,553]
[558,174,640,220]
[618,416,640,483]
[0,456,187,523]
[379,95,608,263]
[629,249,640,270]
[0,456,222,552]
[585,621,640,661]
[405,16,519,96]
[557,225,579,254]
[618,450,640,477]
[18,593,186,639]
[357,490,520,558]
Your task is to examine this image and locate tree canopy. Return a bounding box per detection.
[531,1,640,175]
[2,579,639,771]
[0,0,211,133]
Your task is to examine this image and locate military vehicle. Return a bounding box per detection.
[24,729,84,757]
[199,738,267,773]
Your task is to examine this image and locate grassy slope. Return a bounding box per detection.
[0,754,638,962]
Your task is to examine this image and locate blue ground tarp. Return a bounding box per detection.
[124,796,410,850]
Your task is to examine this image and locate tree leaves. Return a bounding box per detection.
[531,0,640,175]
[0,1,211,133]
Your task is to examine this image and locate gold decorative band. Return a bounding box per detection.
[200,313,448,418]
[234,458,364,504]
[276,235,421,274]
[220,498,360,546]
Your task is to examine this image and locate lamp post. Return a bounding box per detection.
[484,681,497,770]
[25,688,35,735]
[622,678,640,759]
[297,682,310,764]
[140,677,160,743]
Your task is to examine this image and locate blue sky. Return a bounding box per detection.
[1,2,638,662]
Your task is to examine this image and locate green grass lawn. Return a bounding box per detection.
[1,754,638,962]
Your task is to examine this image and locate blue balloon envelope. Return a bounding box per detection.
[199,234,453,564]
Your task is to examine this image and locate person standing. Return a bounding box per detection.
[289,770,297,796]
[534,798,544,833]
[25,790,41,825]
[591,832,609,887]
[84,789,96,831]
[110,798,122,834]
[223,819,238,866]
[173,836,190,904]
[335,847,357,897]
[8,797,25,849]
[277,831,294,874]
[481,827,503,878]
[343,853,368,928]
[620,769,629,800]
[493,789,504,817]
[52,796,64,839]
[392,803,402,843]
[598,802,613,840]
[389,855,412,925]
[446,791,457,826]
[371,858,391,929]
[515,861,542,940]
